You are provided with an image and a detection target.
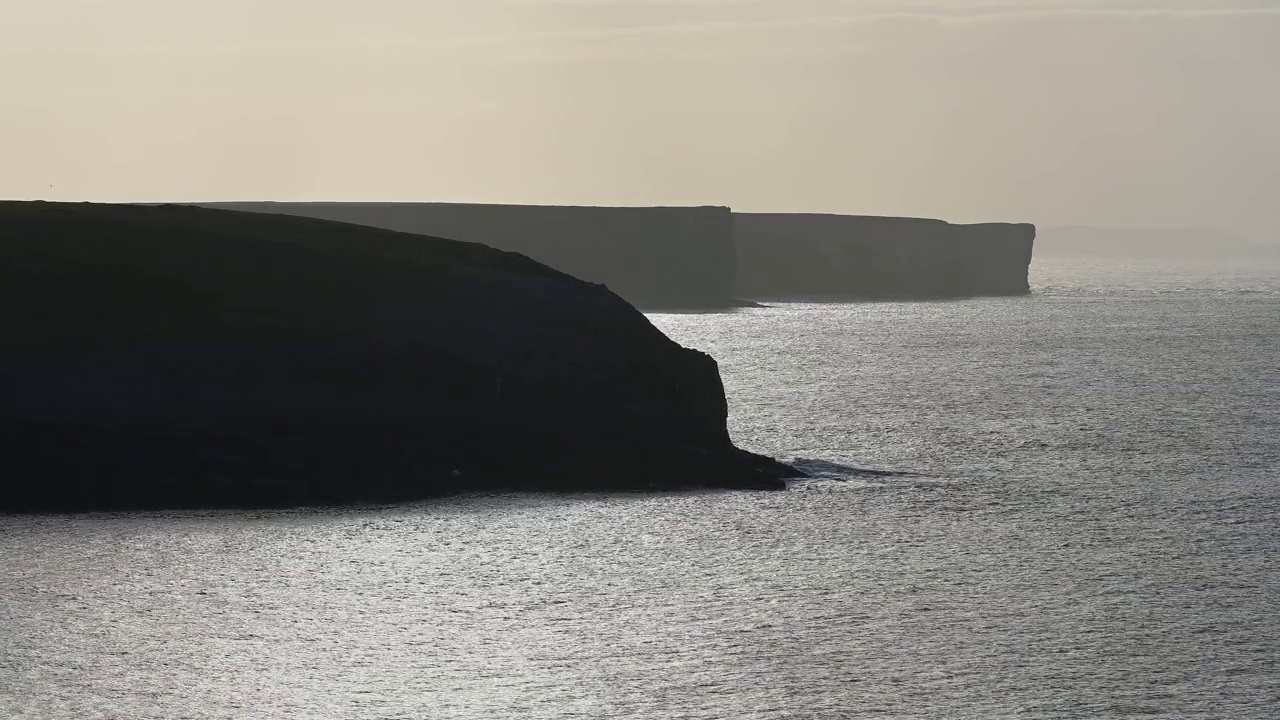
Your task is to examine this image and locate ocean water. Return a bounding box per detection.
[2,256,1278,719]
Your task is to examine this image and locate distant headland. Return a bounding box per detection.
[202,202,1037,309]
[203,202,738,310]
[734,213,1035,301]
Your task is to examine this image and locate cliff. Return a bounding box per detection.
[199,203,1035,305]
[734,213,1036,300]
[0,202,798,513]
[201,202,739,310]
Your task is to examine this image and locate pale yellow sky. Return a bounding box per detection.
[3,1,1278,241]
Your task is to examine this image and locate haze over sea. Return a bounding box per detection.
[2,255,1277,719]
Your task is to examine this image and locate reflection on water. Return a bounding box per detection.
[2,258,1278,719]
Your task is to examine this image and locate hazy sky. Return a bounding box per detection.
[3,0,1278,240]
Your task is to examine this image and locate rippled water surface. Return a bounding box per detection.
[3,257,1279,718]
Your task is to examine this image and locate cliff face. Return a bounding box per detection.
[202,202,738,310]
[734,214,1036,299]
[0,202,797,512]
[200,204,1034,305]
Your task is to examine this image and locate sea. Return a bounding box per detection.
[2,255,1278,719]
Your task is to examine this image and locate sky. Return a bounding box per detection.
[3,0,1278,241]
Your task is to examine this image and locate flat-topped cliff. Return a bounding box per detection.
[196,203,1035,303]
[734,213,1036,300]
[0,202,798,512]
[202,202,738,310]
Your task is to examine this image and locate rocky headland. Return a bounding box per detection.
[734,213,1036,300]
[203,202,740,310]
[202,203,1038,306]
[0,202,799,512]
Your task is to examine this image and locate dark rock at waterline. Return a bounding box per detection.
[0,202,800,512]
[734,213,1036,300]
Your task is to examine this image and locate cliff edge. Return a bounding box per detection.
[0,202,798,512]
[202,202,740,310]
[735,213,1036,299]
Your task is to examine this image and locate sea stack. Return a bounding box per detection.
[734,213,1036,300]
[202,202,740,310]
[0,202,799,512]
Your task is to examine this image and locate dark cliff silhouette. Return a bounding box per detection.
[734,214,1036,300]
[205,203,1036,305]
[203,202,739,310]
[0,202,799,513]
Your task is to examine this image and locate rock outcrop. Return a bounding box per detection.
[202,202,739,310]
[0,202,798,512]
[734,213,1036,300]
